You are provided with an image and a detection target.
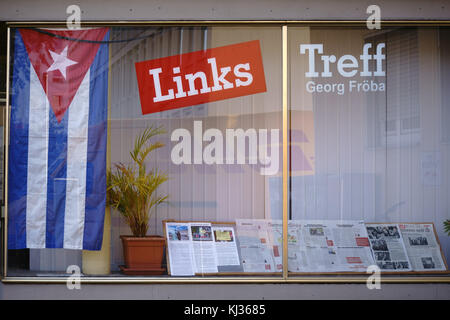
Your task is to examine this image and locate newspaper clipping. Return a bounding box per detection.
[190,223,219,274]
[288,221,338,272]
[399,223,446,271]
[166,222,196,276]
[288,220,374,272]
[366,223,412,271]
[329,220,375,272]
[235,219,277,272]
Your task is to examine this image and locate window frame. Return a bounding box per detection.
[2,20,450,284]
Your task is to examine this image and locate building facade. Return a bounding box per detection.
[0,0,449,299]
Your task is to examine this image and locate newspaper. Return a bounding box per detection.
[289,221,338,272]
[330,221,375,272]
[366,223,412,271]
[236,219,375,273]
[167,220,445,275]
[235,219,276,272]
[399,223,446,271]
[288,220,374,272]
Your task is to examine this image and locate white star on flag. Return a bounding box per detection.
[47,46,78,79]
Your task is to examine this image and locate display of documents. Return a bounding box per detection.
[165,220,448,275]
[285,220,374,272]
[235,219,376,273]
[165,221,240,276]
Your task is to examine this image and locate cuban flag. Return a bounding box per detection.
[8,28,109,250]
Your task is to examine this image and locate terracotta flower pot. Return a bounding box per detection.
[120,235,166,275]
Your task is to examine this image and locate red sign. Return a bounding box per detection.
[135,40,267,115]
[273,245,280,257]
[346,257,363,264]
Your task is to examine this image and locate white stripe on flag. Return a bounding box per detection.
[26,65,49,248]
[63,69,90,249]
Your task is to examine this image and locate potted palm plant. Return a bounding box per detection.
[444,220,450,236]
[107,126,168,275]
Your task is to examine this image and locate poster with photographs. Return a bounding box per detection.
[399,223,447,271]
[190,223,219,274]
[165,222,219,275]
[366,224,412,272]
[212,226,240,266]
[165,222,196,276]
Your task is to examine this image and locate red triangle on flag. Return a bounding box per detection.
[20,28,109,123]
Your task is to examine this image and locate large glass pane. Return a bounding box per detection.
[6,26,283,278]
[288,26,450,276]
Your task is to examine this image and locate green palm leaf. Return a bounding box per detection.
[107,125,168,237]
[444,220,450,236]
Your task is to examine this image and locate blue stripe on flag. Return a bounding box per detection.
[8,31,31,249]
[45,103,69,248]
[83,31,109,250]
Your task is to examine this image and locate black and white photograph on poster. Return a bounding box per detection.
[367,226,400,239]
[371,239,388,251]
[393,261,410,270]
[408,236,428,246]
[421,257,436,269]
[379,261,395,270]
[374,251,391,261]
[309,227,324,236]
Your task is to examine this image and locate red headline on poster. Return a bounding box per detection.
[355,237,370,247]
[135,40,267,115]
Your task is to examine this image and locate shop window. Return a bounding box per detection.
[3,24,449,281]
[288,25,449,276]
